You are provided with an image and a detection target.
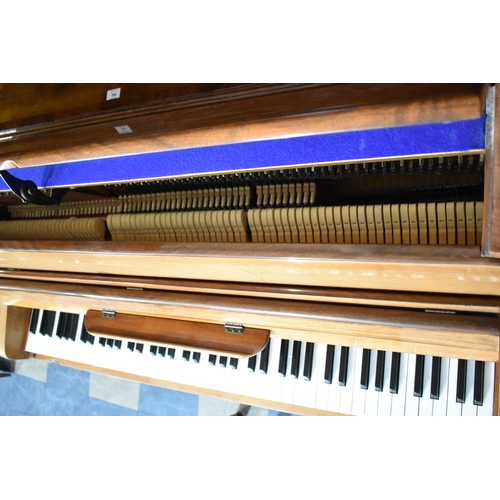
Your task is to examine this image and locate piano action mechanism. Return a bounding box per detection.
[0,83,499,416]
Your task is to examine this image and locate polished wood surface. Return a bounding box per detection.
[0,83,245,130]
[0,84,485,168]
[1,279,498,361]
[84,309,270,357]
[1,269,497,313]
[0,241,499,295]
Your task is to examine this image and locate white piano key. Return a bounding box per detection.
[351,348,367,416]
[377,351,393,416]
[418,355,434,416]
[446,358,462,416]
[326,345,342,414]
[462,359,477,416]
[248,352,264,399]
[251,358,268,400]
[404,354,420,416]
[281,342,297,405]
[314,343,330,410]
[260,338,279,401]
[364,350,379,416]
[192,352,217,390]
[339,347,356,415]
[174,349,201,387]
[431,357,450,416]
[390,352,409,416]
[223,355,244,396]
[243,356,258,396]
[292,341,308,407]
[270,339,289,403]
[477,361,495,416]
[303,342,321,409]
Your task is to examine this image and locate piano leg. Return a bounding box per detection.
[231,404,251,416]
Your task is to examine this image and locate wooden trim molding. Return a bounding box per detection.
[482,84,500,258]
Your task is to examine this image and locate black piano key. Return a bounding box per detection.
[99,337,107,347]
[430,357,442,400]
[338,346,349,386]
[229,357,238,369]
[278,339,290,376]
[106,338,114,348]
[248,355,257,372]
[63,315,73,340]
[303,342,314,381]
[413,354,425,397]
[40,310,56,337]
[291,341,302,379]
[66,314,75,340]
[390,352,401,394]
[473,361,485,406]
[127,342,135,352]
[68,314,79,341]
[167,348,176,359]
[183,350,191,362]
[193,352,201,363]
[79,324,87,343]
[209,354,217,366]
[135,343,144,353]
[259,340,271,374]
[63,314,73,340]
[114,340,122,350]
[360,349,371,390]
[375,351,386,392]
[456,359,467,404]
[324,345,335,384]
[29,309,40,334]
[150,345,158,356]
[56,312,69,339]
[158,346,166,357]
[80,324,94,345]
[219,356,227,368]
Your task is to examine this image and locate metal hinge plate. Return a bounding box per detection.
[102,309,116,318]
[224,322,244,334]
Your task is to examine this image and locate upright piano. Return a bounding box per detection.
[0,83,499,416]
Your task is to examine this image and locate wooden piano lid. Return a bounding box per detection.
[84,309,270,358]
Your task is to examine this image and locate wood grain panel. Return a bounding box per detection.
[0,241,499,295]
[84,309,270,357]
[0,304,30,360]
[482,84,500,258]
[0,280,497,361]
[1,84,485,168]
[0,269,497,313]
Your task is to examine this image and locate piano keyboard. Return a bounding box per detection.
[25,309,495,416]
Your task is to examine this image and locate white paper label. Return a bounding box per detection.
[115,125,133,134]
[106,88,121,100]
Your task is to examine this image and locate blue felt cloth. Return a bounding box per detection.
[0,117,485,191]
